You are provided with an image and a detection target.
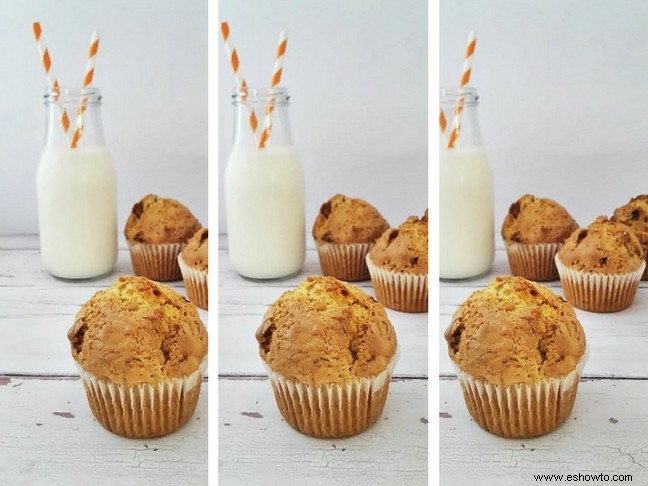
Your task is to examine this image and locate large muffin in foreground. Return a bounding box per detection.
[68,276,208,438]
[124,194,201,281]
[366,210,428,312]
[556,216,645,313]
[179,227,208,310]
[611,195,648,280]
[445,276,587,439]
[501,194,578,281]
[312,194,389,281]
[255,276,398,438]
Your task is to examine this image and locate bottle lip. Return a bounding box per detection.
[440,87,478,104]
[44,87,102,104]
[232,86,290,104]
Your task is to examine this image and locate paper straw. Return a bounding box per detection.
[439,109,449,143]
[220,22,260,143]
[447,29,477,149]
[258,30,287,149]
[70,30,100,149]
[32,22,72,144]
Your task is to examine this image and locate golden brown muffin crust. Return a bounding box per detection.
[312,194,390,244]
[124,194,202,245]
[558,216,644,274]
[181,227,208,272]
[445,276,586,386]
[368,211,428,274]
[612,195,648,248]
[68,276,208,385]
[256,276,397,385]
[501,194,578,244]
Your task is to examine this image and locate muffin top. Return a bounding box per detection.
[68,276,208,385]
[181,227,208,272]
[124,194,202,245]
[611,195,648,246]
[367,210,428,274]
[557,216,644,274]
[312,194,390,245]
[255,276,397,386]
[445,276,586,386]
[501,194,578,245]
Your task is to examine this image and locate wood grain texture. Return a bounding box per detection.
[219,377,428,486]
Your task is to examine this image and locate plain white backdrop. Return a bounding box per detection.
[441,0,648,244]
[218,0,428,236]
[0,0,207,237]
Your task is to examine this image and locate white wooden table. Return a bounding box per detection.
[440,248,648,485]
[0,235,208,486]
[218,235,428,485]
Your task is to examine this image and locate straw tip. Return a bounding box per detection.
[220,22,230,36]
[32,21,41,36]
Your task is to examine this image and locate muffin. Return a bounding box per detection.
[612,195,648,280]
[366,210,428,312]
[312,194,389,281]
[179,227,208,310]
[124,194,201,281]
[255,276,398,438]
[445,276,587,438]
[68,276,208,438]
[501,194,578,281]
[556,216,645,312]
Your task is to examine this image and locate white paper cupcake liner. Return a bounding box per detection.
[555,256,645,313]
[315,242,373,281]
[178,256,208,310]
[453,351,588,439]
[504,242,561,281]
[263,350,399,439]
[76,358,207,438]
[366,256,427,313]
[127,242,184,281]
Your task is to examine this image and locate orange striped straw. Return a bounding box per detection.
[447,29,477,149]
[220,22,260,143]
[258,30,287,149]
[70,30,100,149]
[32,21,72,144]
[439,109,448,143]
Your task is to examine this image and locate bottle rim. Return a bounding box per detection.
[440,87,478,104]
[44,87,102,104]
[232,86,290,105]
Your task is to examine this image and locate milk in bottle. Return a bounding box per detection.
[36,88,117,280]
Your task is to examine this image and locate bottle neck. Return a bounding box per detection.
[440,87,483,149]
[44,87,107,149]
[231,87,294,149]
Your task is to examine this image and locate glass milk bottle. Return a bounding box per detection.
[440,87,494,280]
[224,87,305,279]
[36,87,117,280]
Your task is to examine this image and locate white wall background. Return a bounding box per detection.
[218,0,428,235]
[441,0,648,243]
[0,0,207,236]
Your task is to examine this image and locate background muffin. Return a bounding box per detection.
[366,210,428,312]
[179,227,208,310]
[501,194,578,281]
[612,195,648,280]
[68,276,208,438]
[312,194,389,281]
[556,216,645,312]
[445,275,587,438]
[124,194,201,281]
[256,276,398,438]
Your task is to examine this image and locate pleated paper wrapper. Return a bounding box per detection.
[127,242,184,281]
[366,256,427,313]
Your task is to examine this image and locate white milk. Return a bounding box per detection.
[225,146,305,279]
[440,146,494,279]
[37,146,117,279]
